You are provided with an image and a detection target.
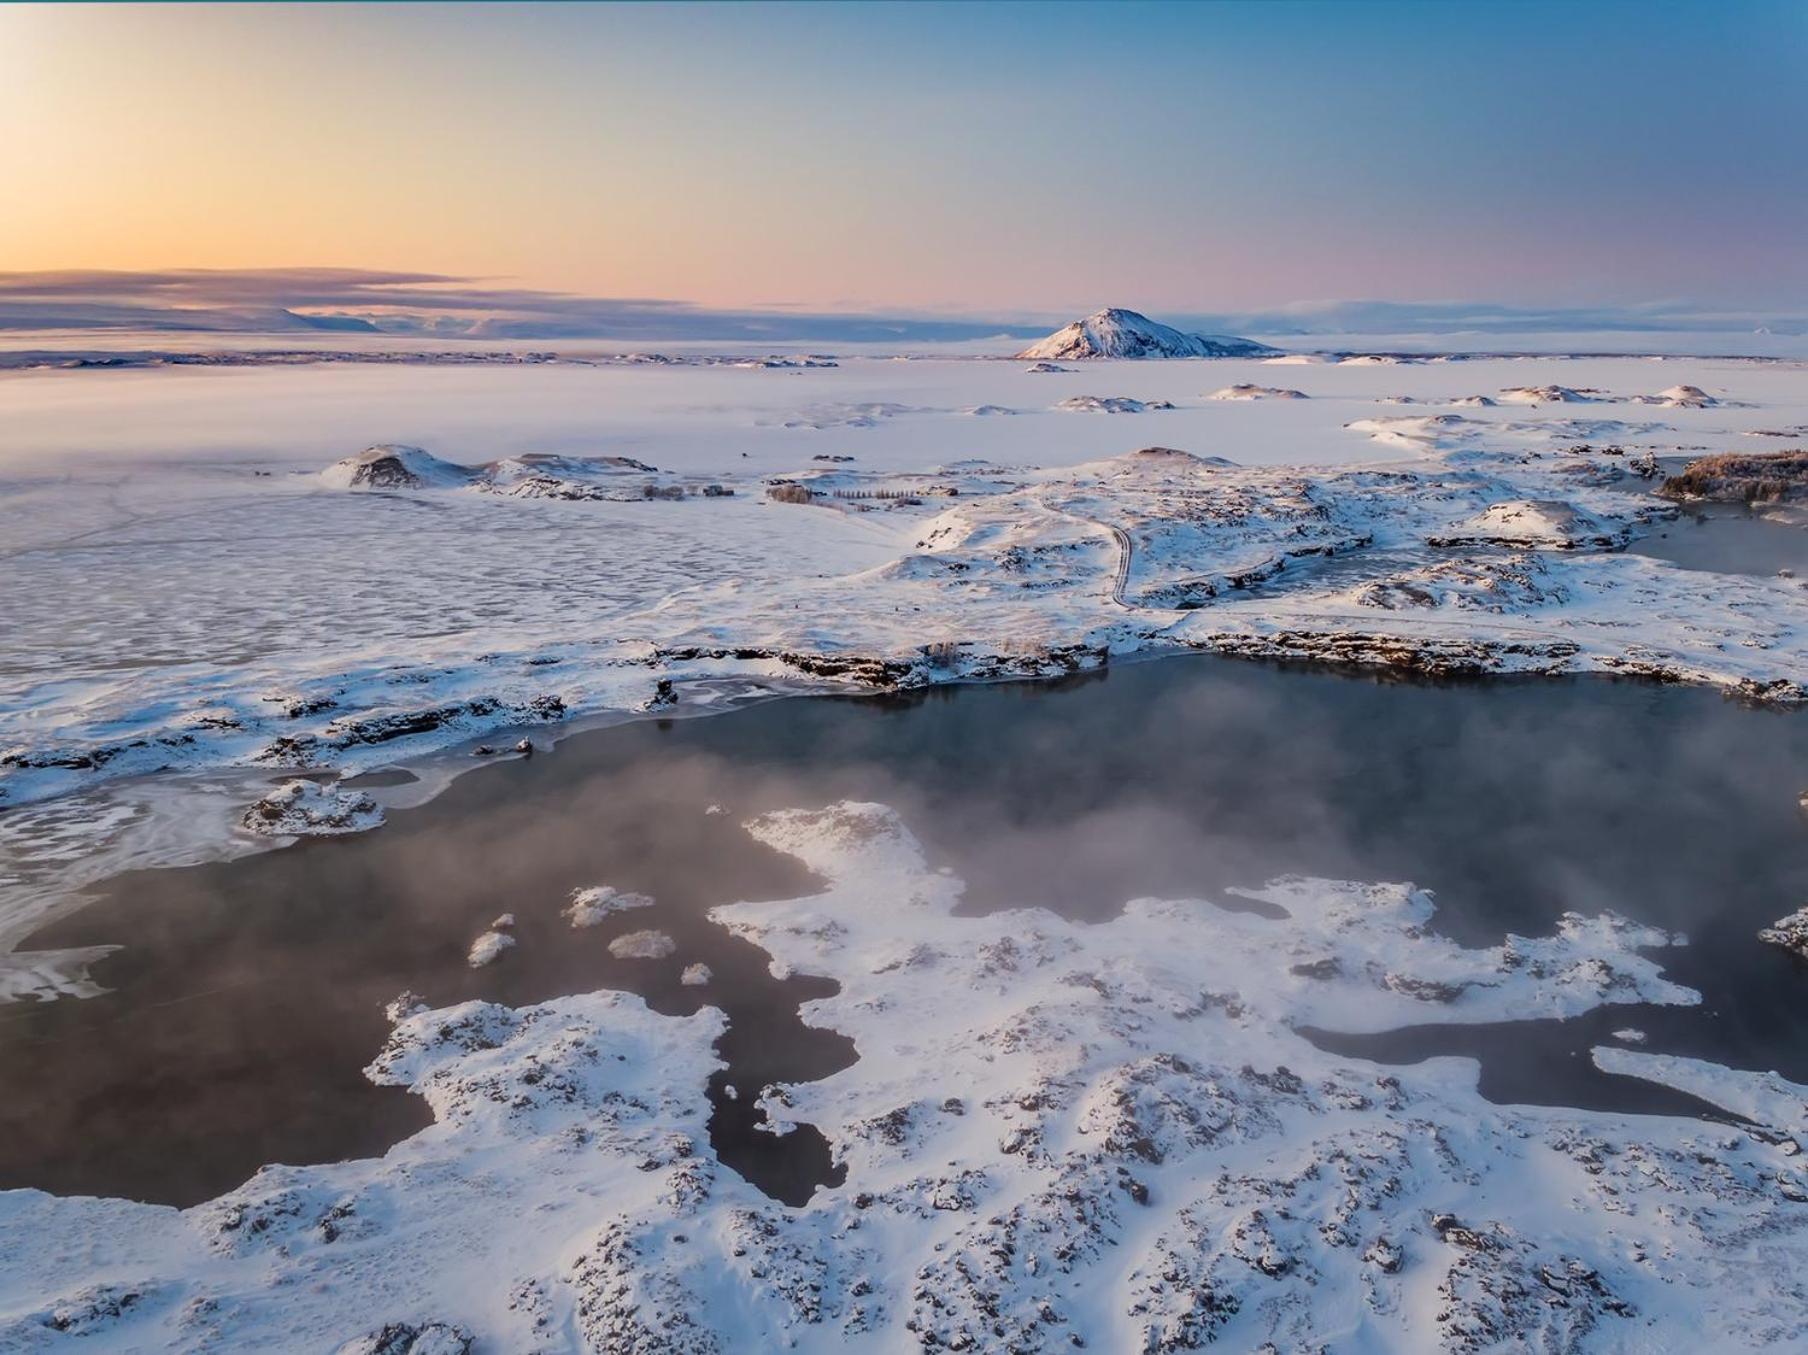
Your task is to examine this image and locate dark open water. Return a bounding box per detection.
[6,650,1808,1206]
[1629,505,1808,577]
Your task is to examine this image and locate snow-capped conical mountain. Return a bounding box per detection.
[1016,308,1272,360]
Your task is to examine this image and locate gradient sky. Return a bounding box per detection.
[3,1,1805,315]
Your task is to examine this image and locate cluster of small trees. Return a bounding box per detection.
[831,488,923,504]
[767,482,816,504]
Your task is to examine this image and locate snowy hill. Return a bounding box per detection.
[1016,308,1273,360]
[321,446,666,499]
[318,445,477,490]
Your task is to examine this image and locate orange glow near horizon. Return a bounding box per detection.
[5,2,1806,315]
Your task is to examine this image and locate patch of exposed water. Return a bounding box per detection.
[6,653,1808,1208]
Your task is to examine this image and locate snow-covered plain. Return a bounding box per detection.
[6,350,1808,475]
[5,338,1808,1349]
[6,348,1808,969]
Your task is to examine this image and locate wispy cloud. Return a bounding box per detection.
[0,269,1037,342]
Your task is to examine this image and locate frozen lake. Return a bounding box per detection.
[4,352,1804,476]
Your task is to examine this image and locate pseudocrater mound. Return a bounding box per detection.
[1208,384,1309,401]
[1055,395,1175,415]
[1428,500,1625,551]
[319,444,477,491]
[320,445,668,501]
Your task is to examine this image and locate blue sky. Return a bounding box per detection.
[3,1,1803,315]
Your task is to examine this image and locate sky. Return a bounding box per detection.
[2,1,1805,322]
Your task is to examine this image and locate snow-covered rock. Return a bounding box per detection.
[1759,906,1808,959]
[240,779,383,836]
[608,929,676,960]
[565,885,656,929]
[334,1321,473,1354]
[1017,308,1271,360]
[637,678,678,712]
[466,927,515,968]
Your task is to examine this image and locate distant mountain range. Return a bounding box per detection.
[0,270,1800,343]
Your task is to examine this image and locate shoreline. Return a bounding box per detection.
[6,637,1802,1005]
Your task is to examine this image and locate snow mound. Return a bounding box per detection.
[1497,385,1604,406]
[1261,353,1331,365]
[1023,361,1072,374]
[1429,499,1624,551]
[319,445,476,491]
[1208,384,1308,401]
[1344,413,1473,453]
[1130,446,1236,467]
[777,402,921,430]
[1016,308,1271,360]
[1055,395,1174,415]
[1639,384,1718,409]
[240,780,383,836]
